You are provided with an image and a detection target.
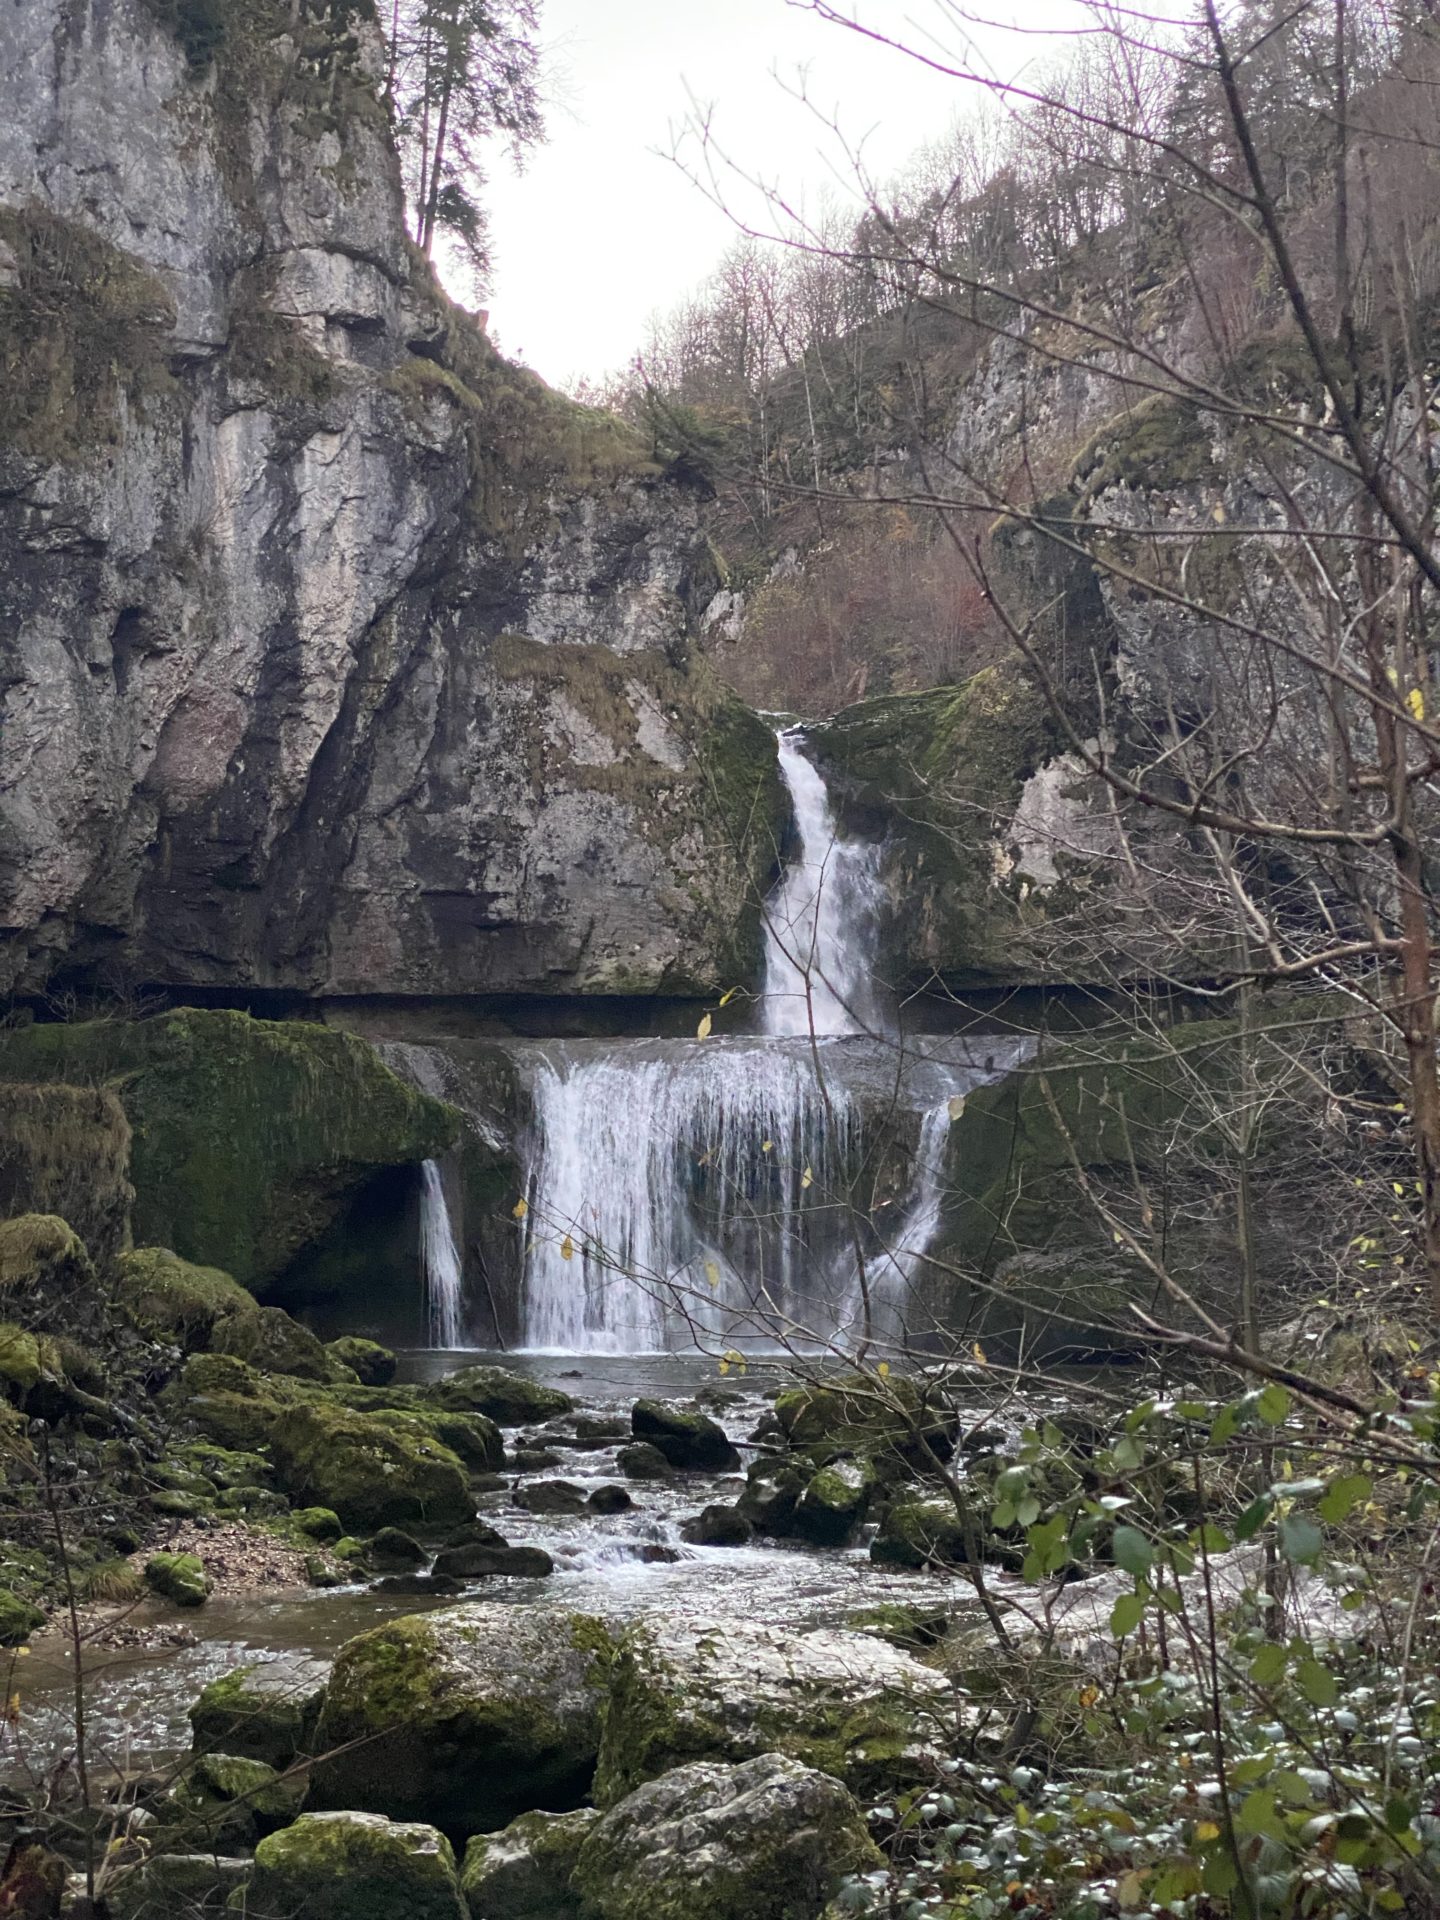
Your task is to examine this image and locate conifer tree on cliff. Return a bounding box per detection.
[384,0,544,292]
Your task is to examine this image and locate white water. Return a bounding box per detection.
[419,1159,465,1349]
[760,730,888,1038]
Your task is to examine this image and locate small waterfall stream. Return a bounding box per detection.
[419,1159,464,1349]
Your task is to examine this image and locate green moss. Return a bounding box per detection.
[369,1407,504,1472]
[0,1590,45,1646]
[429,1365,571,1426]
[0,1084,132,1262]
[145,1551,210,1607]
[0,1216,99,1327]
[268,1401,474,1532]
[248,1812,465,1920]
[326,1336,397,1386]
[0,1322,47,1392]
[0,208,176,461]
[190,1662,324,1768]
[211,1304,338,1380]
[115,1247,254,1347]
[0,1011,459,1291]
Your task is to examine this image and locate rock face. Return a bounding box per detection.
[572,1754,881,1920]
[309,1604,612,1835]
[0,0,781,1003]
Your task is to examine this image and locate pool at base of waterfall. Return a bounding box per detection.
[8,1350,1008,1781]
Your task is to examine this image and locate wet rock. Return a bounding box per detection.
[573,1753,880,1920]
[326,1336,398,1386]
[679,1504,752,1547]
[790,1458,875,1548]
[309,1603,612,1833]
[306,1556,348,1589]
[846,1604,953,1651]
[247,1812,467,1920]
[459,1808,599,1920]
[292,1506,344,1543]
[429,1366,573,1427]
[631,1399,740,1472]
[737,1456,806,1534]
[430,1544,554,1580]
[594,1616,954,1803]
[144,1552,209,1608]
[869,1496,1020,1572]
[211,1305,336,1382]
[441,1519,508,1550]
[365,1527,426,1569]
[587,1484,633,1514]
[572,1415,628,1442]
[189,1663,324,1769]
[512,1447,566,1472]
[615,1442,671,1481]
[513,1479,588,1515]
[113,1247,253,1352]
[107,1851,251,1919]
[268,1402,474,1533]
[157,1751,302,1851]
[774,1375,956,1467]
[373,1573,465,1597]
[0,1590,44,1646]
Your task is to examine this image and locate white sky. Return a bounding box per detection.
[481,1,1078,389]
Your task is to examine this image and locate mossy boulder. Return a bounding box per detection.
[158,1752,301,1850]
[572,1753,881,1920]
[593,1616,953,1805]
[459,1808,599,1920]
[0,1011,459,1292]
[869,1496,1018,1572]
[369,1406,505,1471]
[790,1458,875,1547]
[616,1441,671,1480]
[738,1456,806,1534]
[631,1399,739,1471]
[115,1247,254,1349]
[773,1375,955,1467]
[145,1552,210,1607]
[0,1590,44,1646]
[244,1812,467,1920]
[309,1603,613,1835]
[269,1403,474,1533]
[0,1214,100,1326]
[189,1663,325,1768]
[326,1336,397,1385]
[211,1305,339,1381]
[429,1365,572,1426]
[292,1506,344,1543]
[0,1322,49,1393]
[0,1083,132,1265]
[108,1852,252,1920]
[188,1389,286,1453]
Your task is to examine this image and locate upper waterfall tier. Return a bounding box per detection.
[760,730,889,1038]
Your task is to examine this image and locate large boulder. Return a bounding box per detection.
[429,1365,573,1426]
[594,1616,955,1804]
[773,1375,955,1467]
[189,1662,325,1769]
[107,1852,252,1919]
[0,1084,132,1265]
[115,1247,255,1349]
[144,1552,210,1607]
[309,1604,612,1834]
[572,1753,880,1920]
[789,1459,875,1547]
[326,1336,397,1385]
[369,1406,505,1471]
[630,1399,740,1471]
[459,1809,599,1920]
[211,1306,339,1381]
[245,1812,466,1920]
[0,1215,101,1328]
[0,1012,458,1293]
[155,1752,301,1851]
[268,1402,474,1532]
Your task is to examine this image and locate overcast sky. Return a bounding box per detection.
[481,1,1077,390]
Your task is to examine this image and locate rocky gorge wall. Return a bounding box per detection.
[0,0,783,1007]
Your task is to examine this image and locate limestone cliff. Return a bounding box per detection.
[0,0,781,1003]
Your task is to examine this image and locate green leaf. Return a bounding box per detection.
[1191,1523,1231,1554]
[1210,1402,1241,1446]
[1111,1592,1146,1638]
[1237,1788,1286,1841]
[1111,1525,1154,1577]
[1256,1382,1291,1427]
[1016,1496,1040,1527]
[1249,1643,1287,1686]
[1297,1658,1338,1708]
[1234,1494,1274,1541]
[1279,1512,1324,1566]
[1318,1474,1372,1525]
[1386,1795,1416,1834]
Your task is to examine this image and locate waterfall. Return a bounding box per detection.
[761,729,888,1038]
[419,1159,465,1349]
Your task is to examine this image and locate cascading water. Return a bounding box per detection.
[419,1159,465,1349]
[760,729,888,1037]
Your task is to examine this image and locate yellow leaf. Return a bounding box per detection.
[972,1341,988,1366]
[718,1359,730,1375]
[696,1012,713,1040]
[800,1165,813,1190]
[761,1140,773,1154]
[560,1234,574,1262]
[704,1260,720,1289]
[1195,1820,1221,1843]
[718,987,739,1007]
[947,1093,967,1122]
[1117,1868,1148,1909]
[512,1197,529,1220]
[1409,686,1427,721]
[1078,1685,1099,1708]
[877,1360,890,1377]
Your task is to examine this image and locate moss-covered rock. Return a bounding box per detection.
[594,1616,953,1805]
[0,1215,100,1326]
[188,1389,286,1453]
[459,1808,598,1920]
[630,1399,739,1471]
[291,1506,343,1543]
[326,1336,397,1385]
[790,1458,875,1547]
[737,1456,806,1534]
[616,1441,671,1480]
[108,1851,252,1920]
[269,1402,474,1533]
[0,1012,459,1292]
[868,1495,1020,1572]
[369,1406,505,1471]
[189,1662,325,1768]
[428,1365,572,1426]
[115,1247,254,1349]
[245,1812,467,1920]
[0,1322,48,1393]
[679,1503,752,1547]
[0,1590,44,1646]
[211,1305,336,1381]
[573,1753,880,1920]
[0,1083,133,1265]
[773,1375,955,1467]
[309,1604,613,1834]
[145,1551,210,1607]
[158,1751,301,1850]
